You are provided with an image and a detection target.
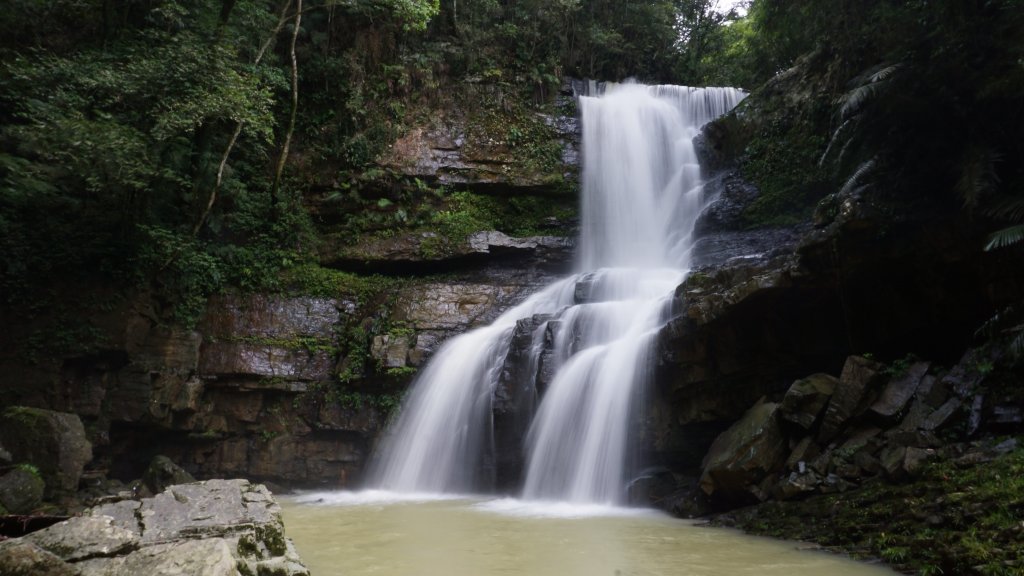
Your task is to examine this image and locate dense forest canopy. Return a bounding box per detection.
[1,0,1022,336]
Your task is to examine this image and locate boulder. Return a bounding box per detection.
[50,479,310,576]
[0,408,92,498]
[0,539,78,576]
[141,455,195,496]
[818,356,886,443]
[25,515,138,562]
[779,373,837,430]
[700,399,788,502]
[0,467,45,514]
[869,361,930,420]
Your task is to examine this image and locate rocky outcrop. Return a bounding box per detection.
[0,479,308,576]
[695,347,1017,506]
[377,85,578,193]
[699,398,788,503]
[0,408,92,499]
[320,229,574,272]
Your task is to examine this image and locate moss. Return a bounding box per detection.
[719,442,1024,576]
[279,263,403,305]
[738,110,831,228]
[255,524,288,557]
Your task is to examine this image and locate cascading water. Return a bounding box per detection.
[369,83,746,503]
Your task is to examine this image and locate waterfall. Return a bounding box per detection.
[369,83,746,503]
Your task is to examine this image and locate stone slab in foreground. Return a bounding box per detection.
[0,479,309,576]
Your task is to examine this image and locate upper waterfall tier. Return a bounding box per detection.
[578,84,746,271]
[368,83,745,503]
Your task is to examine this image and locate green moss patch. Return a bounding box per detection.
[718,441,1024,576]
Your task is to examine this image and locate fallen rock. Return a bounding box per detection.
[141,455,195,496]
[869,361,930,420]
[0,467,45,514]
[922,397,963,431]
[0,408,92,498]
[779,373,837,430]
[818,356,886,443]
[700,399,788,503]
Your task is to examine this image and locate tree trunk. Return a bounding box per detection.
[270,0,302,207]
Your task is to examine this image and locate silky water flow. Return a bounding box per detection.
[368,83,747,504]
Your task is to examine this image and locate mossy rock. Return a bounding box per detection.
[0,407,92,498]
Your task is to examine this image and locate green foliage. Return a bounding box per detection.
[15,463,42,479]
[726,445,1024,576]
[739,108,831,227]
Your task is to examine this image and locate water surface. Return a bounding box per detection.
[281,491,896,576]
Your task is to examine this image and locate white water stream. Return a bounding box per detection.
[369,84,747,504]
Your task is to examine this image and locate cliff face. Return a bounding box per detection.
[0,81,581,490]
[1,72,1020,499]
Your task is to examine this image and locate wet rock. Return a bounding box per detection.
[869,361,930,420]
[394,281,533,332]
[818,356,886,443]
[142,455,195,496]
[407,331,445,367]
[371,335,411,368]
[198,342,334,381]
[493,315,549,489]
[535,320,560,394]
[700,399,788,503]
[0,468,45,514]
[0,539,78,576]
[200,295,347,341]
[779,373,837,430]
[694,172,760,234]
[0,408,92,498]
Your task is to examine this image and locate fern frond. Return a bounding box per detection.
[839,158,877,196]
[983,195,1024,221]
[820,119,852,166]
[839,64,900,119]
[869,64,901,83]
[984,224,1024,251]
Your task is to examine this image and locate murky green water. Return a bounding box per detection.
[280,492,895,576]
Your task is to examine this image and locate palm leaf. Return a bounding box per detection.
[983,195,1024,221]
[820,119,851,166]
[984,224,1024,251]
[839,157,876,196]
[838,64,900,119]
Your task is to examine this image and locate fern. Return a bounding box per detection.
[838,64,900,120]
[984,224,1024,251]
[838,157,877,196]
[983,195,1024,222]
